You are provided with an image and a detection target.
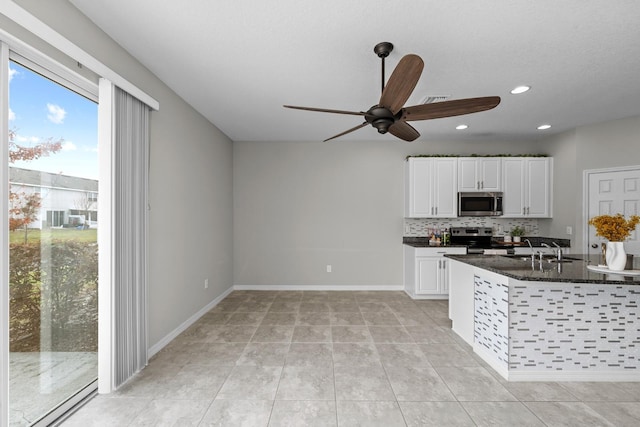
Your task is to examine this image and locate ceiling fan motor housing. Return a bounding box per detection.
[366,105,400,134]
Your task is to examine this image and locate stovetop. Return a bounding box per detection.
[449,227,494,237]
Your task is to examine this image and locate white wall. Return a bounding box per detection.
[11,0,234,347]
[537,129,578,239]
[540,115,640,251]
[233,139,542,288]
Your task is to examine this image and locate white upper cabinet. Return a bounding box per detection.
[502,157,552,217]
[405,157,457,218]
[458,157,502,192]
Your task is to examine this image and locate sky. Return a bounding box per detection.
[8,60,98,180]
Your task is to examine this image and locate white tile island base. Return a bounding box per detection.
[448,258,640,382]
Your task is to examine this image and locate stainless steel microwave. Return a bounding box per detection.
[458,192,503,216]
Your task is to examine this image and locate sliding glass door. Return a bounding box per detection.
[7,59,99,426]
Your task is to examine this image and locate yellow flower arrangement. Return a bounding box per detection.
[588,214,640,241]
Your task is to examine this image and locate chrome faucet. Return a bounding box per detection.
[541,242,563,262]
[524,239,536,265]
[524,238,534,252]
[552,242,563,262]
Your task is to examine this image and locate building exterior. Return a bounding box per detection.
[9,167,98,229]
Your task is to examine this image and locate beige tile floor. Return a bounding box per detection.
[61,291,640,426]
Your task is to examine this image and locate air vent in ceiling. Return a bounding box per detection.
[421,95,450,104]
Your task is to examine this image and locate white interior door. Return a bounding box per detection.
[585,167,640,255]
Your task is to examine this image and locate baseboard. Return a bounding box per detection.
[408,294,449,300]
[506,370,640,382]
[233,284,404,291]
[147,286,234,358]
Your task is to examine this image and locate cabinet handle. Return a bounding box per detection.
[477,181,480,190]
[442,260,446,269]
[526,207,530,215]
[523,207,526,215]
[481,181,484,189]
[437,260,441,269]
[435,206,438,215]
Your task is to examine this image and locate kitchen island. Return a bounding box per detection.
[446,253,640,381]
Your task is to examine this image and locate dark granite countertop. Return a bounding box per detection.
[403,236,570,248]
[403,240,468,249]
[446,253,640,284]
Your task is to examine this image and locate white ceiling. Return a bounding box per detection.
[69,0,640,143]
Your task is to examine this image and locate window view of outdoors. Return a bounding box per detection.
[8,61,98,426]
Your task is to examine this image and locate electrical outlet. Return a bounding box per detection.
[405,225,411,234]
[326,265,332,273]
[566,226,573,235]
[204,278,209,289]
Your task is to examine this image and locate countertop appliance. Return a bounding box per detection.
[458,192,503,217]
[450,226,514,254]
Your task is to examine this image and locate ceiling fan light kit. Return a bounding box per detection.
[284,42,501,142]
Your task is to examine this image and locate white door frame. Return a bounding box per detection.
[582,165,640,254]
[0,40,10,427]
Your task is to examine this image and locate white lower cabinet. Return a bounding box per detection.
[404,246,467,299]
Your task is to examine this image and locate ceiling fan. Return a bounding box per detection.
[284,42,501,142]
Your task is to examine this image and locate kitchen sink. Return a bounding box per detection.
[500,254,583,263]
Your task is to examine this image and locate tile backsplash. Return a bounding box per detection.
[403,217,540,237]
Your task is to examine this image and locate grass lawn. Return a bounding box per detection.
[10,228,97,244]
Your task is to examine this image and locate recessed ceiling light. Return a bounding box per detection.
[537,124,551,130]
[456,124,468,130]
[510,85,531,94]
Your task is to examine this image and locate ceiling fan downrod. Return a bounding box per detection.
[374,42,394,95]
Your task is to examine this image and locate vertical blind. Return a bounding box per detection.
[112,86,149,387]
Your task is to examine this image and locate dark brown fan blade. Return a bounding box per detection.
[284,105,366,116]
[388,121,420,142]
[379,54,424,114]
[323,122,368,142]
[402,96,501,121]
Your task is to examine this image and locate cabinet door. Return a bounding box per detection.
[406,158,433,217]
[458,158,479,191]
[416,257,440,294]
[526,158,551,217]
[502,158,526,217]
[433,158,458,217]
[480,158,502,191]
[458,158,501,191]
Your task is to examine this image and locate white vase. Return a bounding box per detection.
[513,236,521,243]
[605,242,627,271]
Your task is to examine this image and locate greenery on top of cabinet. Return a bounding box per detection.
[406,154,549,160]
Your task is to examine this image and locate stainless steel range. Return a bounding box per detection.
[449,226,513,254]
